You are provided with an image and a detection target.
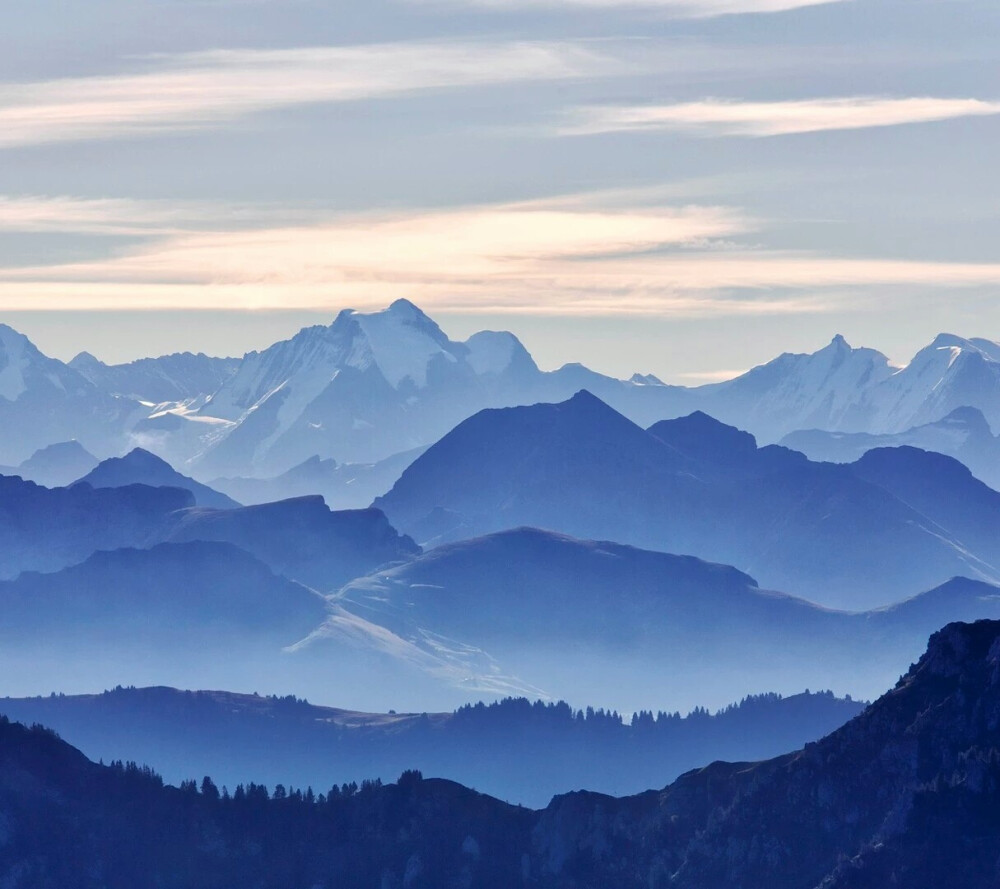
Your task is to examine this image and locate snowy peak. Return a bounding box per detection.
[697,334,893,442]
[0,323,44,402]
[349,299,461,388]
[464,330,536,377]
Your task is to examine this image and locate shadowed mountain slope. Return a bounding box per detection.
[375,393,1000,606]
[76,448,240,509]
[324,527,1000,709]
[167,497,420,591]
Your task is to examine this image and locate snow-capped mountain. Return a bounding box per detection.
[189,299,690,477]
[0,324,140,465]
[700,332,1000,443]
[3,304,1000,482]
[695,334,893,441]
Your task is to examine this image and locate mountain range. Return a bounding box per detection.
[1,619,998,888]
[318,526,1000,710]
[782,405,1000,490]
[375,392,1000,606]
[0,468,417,593]
[5,304,1000,485]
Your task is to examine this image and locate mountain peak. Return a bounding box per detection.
[69,351,103,370]
[913,619,1000,681]
[387,297,425,319]
[929,332,972,350]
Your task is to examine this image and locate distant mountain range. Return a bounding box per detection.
[782,405,1000,490]
[375,392,1000,606]
[0,686,863,808]
[0,471,417,593]
[5,304,1000,482]
[0,620,998,888]
[70,350,241,405]
[0,439,99,487]
[209,447,425,511]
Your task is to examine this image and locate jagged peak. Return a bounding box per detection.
[911,619,1000,681]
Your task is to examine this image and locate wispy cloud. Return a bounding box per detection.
[562,96,1000,137]
[410,0,844,18]
[0,41,607,148]
[3,194,1000,316]
[0,195,330,235]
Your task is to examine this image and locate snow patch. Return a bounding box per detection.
[0,327,30,402]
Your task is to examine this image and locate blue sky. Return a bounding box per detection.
[2,0,999,380]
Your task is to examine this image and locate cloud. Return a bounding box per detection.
[409,0,844,18]
[0,195,329,235]
[561,96,1000,137]
[0,41,608,148]
[3,194,1000,317]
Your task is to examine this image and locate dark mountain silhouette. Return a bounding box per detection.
[323,527,1000,708]
[76,447,240,509]
[0,687,863,808]
[375,393,1000,606]
[0,475,193,579]
[166,497,420,591]
[0,541,325,641]
[1,621,999,887]
[851,445,1000,569]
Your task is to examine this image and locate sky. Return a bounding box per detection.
[1,0,999,381]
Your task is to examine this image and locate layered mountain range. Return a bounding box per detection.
[4,304,1000,483]
[1,620,998,888]
[374,393,1000,606]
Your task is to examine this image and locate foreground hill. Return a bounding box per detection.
[1,621,999,887]
[375,392,1000,606]
[325,527,1000,709]
[0,687,863,808]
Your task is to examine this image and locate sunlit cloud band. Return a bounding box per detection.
[2,195,1000,317]
[562,96,1000,137]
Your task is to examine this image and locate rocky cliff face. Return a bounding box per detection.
[533,619,1000,888]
